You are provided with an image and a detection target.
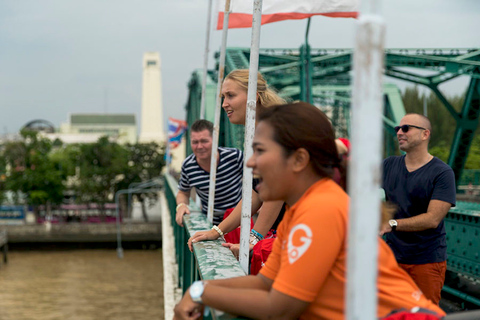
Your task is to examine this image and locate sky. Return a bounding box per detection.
[0,0,479,135]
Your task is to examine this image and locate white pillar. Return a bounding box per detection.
[140,52,165,143]
[346,1,385,319]
[238,0,263,273]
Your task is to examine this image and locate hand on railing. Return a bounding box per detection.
[222,243,254,260]
[175,204,191,227]
[173,286,205,320]
[188,229,219,251]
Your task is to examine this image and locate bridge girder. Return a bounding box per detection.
[188,47,480,185]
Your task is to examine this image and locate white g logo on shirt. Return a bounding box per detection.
[288,224,312,264]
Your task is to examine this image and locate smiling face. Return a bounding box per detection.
[190,129,213,162]
[247,121,295,203]
[221,79,248,125]
[397,114,430,152]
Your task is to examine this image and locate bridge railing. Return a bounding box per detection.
[164,173,247,320]
[0,229,7,265]
[164,171,480,313]
[444,201,480,307]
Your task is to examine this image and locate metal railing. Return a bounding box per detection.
[164,173,246,319]
[444,201,480,307]
[0,229,7,265]
[164,171,480,315]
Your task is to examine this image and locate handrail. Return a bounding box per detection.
[127,178,164,217]
[114,183,162,258]
[0,229,7,265]
[163,173,246,319]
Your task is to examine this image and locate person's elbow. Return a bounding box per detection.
[428,214,447,229]
[431,219,443,229]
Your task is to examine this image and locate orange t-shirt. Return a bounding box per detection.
[259,178,445,319]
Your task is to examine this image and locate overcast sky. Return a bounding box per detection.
[0,0,478,135]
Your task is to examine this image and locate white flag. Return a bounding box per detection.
[217,0,358,30]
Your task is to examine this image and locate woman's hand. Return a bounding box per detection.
[188,229,220,251]
[173,289,204,320]
[222,243,254,260]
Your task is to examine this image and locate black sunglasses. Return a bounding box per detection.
[394,124,427,133]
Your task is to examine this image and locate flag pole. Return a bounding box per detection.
[200,0,213,120]
[346,0,385,319]
[165,141,171,173]
[207,0,231,224]
[238,0,263,272]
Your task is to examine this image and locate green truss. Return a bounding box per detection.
[185,47,480,186]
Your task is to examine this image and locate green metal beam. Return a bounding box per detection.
[428,86,461,121]
[300,44,313,103]
[184,47,480,184]
[448,76,480,184]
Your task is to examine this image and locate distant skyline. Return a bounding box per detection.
[0,0,479,135]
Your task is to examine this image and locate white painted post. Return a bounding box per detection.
[346,0,385,319]
[207,0,230,224]
[238,0,263,273]
[200,0,213,120]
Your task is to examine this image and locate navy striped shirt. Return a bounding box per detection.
[178,147,243,225]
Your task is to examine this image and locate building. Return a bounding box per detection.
[58,113,137,144]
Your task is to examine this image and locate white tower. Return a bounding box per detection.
[139,52,164,143]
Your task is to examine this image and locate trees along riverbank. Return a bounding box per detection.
[0,132,166,220]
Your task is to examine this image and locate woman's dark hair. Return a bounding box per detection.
[257,102,347,190]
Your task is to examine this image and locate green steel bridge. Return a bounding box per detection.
[184,47,480,187]
[162,47,480,318]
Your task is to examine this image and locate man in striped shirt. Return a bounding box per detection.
[176,119,243,226]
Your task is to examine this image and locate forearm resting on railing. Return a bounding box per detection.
[200,274,307,320]
[252,201,284,237]
[175,190,191,226]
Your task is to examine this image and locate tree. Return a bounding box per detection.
[464,133,480,170]
[2,130,65,216]
[0,132,167,222]
[117,142,166,221]
[73,136,129,214]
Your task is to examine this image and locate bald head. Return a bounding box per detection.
[403,113,432,133]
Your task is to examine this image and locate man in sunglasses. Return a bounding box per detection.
[381,113,456,305]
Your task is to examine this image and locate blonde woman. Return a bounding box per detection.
[188,69,286,261]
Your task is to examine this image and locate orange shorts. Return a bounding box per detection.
[398,261,447,305]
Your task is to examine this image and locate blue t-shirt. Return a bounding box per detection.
[382,155,456,264]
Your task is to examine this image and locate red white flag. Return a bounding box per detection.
[217,0,358,30]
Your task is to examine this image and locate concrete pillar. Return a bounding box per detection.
[139,52,165,143]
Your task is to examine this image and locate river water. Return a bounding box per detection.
[0,250,164,320]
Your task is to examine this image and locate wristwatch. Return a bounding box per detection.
[389,219,398,231]
[189,281,205,304]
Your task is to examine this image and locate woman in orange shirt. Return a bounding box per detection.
[174,102,444,320]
